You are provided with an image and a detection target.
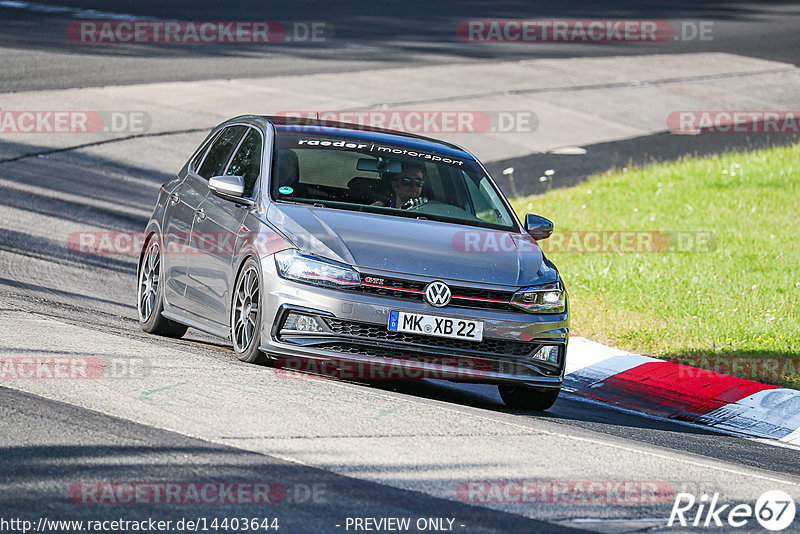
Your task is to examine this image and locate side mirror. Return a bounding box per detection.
[208,175,253,206]
[524,214,553,240]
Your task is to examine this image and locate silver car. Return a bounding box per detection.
[137,115,569,410]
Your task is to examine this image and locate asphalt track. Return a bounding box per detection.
[0,130,798,533]
[1,2,800,533]
[2,0,800,92]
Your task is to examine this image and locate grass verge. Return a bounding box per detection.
[510,143,800,388]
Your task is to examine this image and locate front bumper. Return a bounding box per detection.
[258,259,568,388]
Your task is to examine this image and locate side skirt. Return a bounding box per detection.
[162,310,230,340]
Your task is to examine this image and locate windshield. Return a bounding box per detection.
[270,131,518,231]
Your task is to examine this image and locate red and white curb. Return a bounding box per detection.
[564,336,800,445]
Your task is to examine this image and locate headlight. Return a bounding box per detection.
[274,249,360,289]
[510,282,566,313]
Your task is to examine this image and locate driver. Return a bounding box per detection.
[374,162,428,209]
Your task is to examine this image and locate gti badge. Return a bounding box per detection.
[424,281,451,307]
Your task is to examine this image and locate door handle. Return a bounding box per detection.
[195,208,206,220]
[169,192,180,204]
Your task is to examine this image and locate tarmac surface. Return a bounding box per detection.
[1,2,799,532]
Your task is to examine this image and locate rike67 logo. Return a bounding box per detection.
[669,491,796,531]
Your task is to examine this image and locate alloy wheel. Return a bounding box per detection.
[233,266,260,352]
[138,240,161,322]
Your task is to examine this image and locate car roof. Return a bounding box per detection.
[234,115,476,160]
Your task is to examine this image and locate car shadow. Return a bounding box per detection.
[0,386,583,533]
[324,372,800,476]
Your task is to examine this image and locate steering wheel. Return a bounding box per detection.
[404,199,481,220]
[402,197,433,210]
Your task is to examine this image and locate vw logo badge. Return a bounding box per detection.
[424,281,451,308]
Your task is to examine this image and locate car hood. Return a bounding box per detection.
[267,203,558,287]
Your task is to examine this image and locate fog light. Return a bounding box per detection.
[283,313,324,333]
[532,345,559,364]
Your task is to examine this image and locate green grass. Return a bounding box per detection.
[510,144,800,387]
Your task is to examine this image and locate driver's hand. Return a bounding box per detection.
[402,197,428,209]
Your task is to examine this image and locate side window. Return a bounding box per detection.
[225,128,263,198]
[464,173,502,224]
[190,132,218,172]
[197,125,246,180]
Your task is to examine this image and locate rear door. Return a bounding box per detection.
[161,131,226,310]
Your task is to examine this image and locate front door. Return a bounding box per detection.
[186,126,263,327]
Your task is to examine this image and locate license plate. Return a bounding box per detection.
[388,311,484,342]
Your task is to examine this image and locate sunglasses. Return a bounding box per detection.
[399,176,425,186]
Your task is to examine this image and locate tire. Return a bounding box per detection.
[498,384,560,411]
[231,257,266,364]
[137,235,188,338]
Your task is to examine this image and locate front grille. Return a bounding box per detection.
[325,318,534,356]
[357,274,517,312]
